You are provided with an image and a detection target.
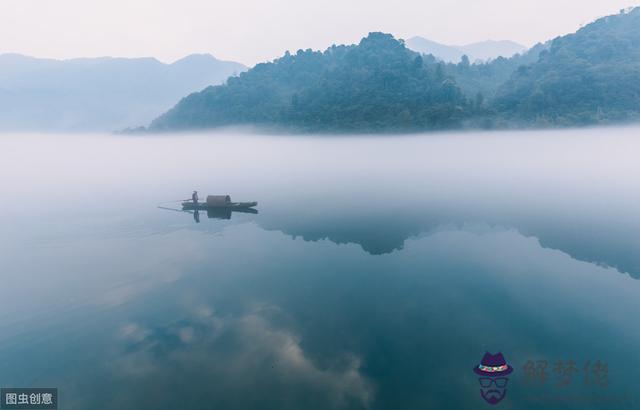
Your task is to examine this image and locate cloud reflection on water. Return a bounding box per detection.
[110,304,372,410]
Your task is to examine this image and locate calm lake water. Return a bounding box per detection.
[1,128,640,409]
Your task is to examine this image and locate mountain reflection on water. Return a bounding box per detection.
[264,208,640,279]
[1,130,640,409]
[172,198,640,280]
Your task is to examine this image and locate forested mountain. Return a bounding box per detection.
[149,8,640,133]
[442,42,548,101]
[0,54,245,131]
[405,37,526,63]
[494,7,640,125]
[150,33,471,132]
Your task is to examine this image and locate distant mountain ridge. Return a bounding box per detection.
[405,37,527,62]
[148,7,640,132]
[0,53,246,131]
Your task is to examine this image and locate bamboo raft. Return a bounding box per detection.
[182,195,257,210]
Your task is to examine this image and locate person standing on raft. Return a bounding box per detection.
[192,191,199,204]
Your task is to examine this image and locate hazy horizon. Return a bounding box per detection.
[1,0,637,66]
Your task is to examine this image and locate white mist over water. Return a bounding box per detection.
[1,127,639,215]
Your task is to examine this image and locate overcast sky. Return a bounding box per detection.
[0,0,637,66]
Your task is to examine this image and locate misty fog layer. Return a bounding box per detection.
[0,53,246,132]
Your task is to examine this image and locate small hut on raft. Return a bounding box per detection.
[206,195,231,206]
